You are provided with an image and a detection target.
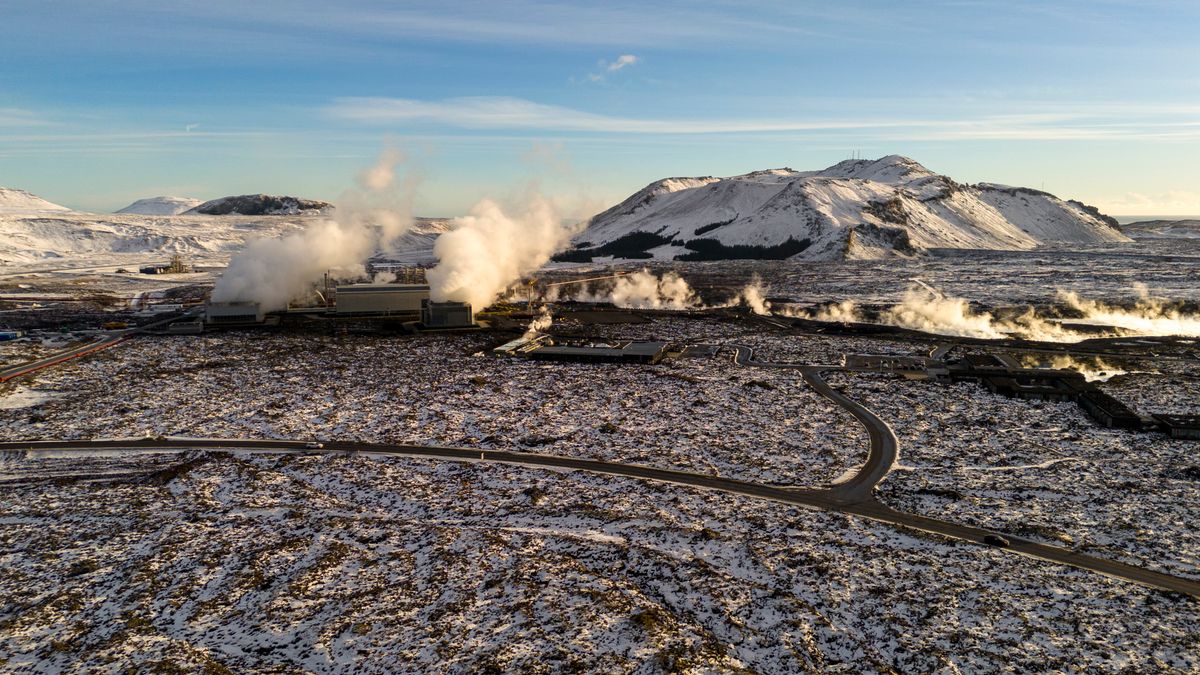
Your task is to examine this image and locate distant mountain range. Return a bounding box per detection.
[560,155,1131,262]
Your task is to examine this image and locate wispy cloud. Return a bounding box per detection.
[0,107,48,127]
[1094,190,1200,215]
[327,96,934,134]
[577,53,642,84]
[325,96,1200,141]
[606,54,639,72]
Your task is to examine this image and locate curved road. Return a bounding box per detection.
[6,436,1199,598]
[727,343,896,502]
[721,342,1200,597]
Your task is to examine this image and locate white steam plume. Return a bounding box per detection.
[794,284,1200,343]
[426,192,580,311]
[524,305,553,337]
[729,275,772,315]
[1023,354,1128,382]
[565,270,770,313]
[211,148,415,311]
[1056,286,1200,337]
[570,270,699,310]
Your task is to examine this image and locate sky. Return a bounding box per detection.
[1,0,1198,215]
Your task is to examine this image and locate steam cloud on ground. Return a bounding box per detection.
[793,284,1200,342]
[426,194,580,311]
[563,270,772,314]
[211,149,416,311]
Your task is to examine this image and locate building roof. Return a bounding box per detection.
[1153,413,1200,429]
[529,340,667,360]
[337,284,429,294]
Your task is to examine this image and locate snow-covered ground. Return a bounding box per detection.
[2,309,1198,671]
[827,372,1200,580]
[0,328,864,487]
[0,211,308,266]
[2,446,1197,671]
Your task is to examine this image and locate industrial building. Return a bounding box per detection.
[938,355,1147,430]
[1076,389,1143,429]
[494,336,667,364]
[200,281,475,331]
[1153,414,1200,440]
[334,284,429,316]
[205,302,264,325]
[422,301,475,328]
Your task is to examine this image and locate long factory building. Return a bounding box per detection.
[205,283,474,329]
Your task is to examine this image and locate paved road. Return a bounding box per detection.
[719,343,1200,597]
[5,436,1199,597]
[798,368,898,503]
[725,344,895,501]
[0,336,127,383]
[0,312,195,383]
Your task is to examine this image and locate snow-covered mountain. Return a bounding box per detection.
[564,156,1130,261]
[185,194,332,216]
[116,196,203,215]
[0,187,71,213]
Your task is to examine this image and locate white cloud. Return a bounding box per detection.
[606,54,639,72]
[0,107,47,127]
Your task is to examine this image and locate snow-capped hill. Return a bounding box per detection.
[820,155,936,183]
[1120,219,1200,239]
[592,176,723,223]
[185,194,332,216]
[0,187,71,213]
[116,196,203,215]
[564,156,1130,262]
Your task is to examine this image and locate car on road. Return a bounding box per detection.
[305,442,325,449]
[983,534,1011,548]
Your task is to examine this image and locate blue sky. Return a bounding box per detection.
[1,0,1198,215]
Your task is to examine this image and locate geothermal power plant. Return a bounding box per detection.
[204,280,474,330]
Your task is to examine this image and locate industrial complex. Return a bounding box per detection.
[201,282,475,331]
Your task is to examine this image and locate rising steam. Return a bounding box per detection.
[1022,354,1128,382]
[211,149,415,311]
[793,284,1200,342]
[426,193,580,311]
[524,304,553,337]
[563,269,772,314]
